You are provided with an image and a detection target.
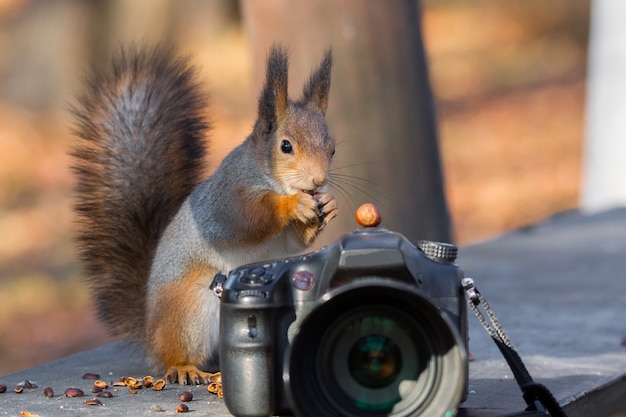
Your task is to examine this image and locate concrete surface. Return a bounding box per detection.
[1,208,626,416]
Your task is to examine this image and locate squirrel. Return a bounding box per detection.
[71,44,338,385]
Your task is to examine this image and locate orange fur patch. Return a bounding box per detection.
[148,263,217,367]
[233,190,299,244]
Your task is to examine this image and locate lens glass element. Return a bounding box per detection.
[348,330,402,389]
[321,309,430,412]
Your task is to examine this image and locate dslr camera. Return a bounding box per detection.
[214,210,468,417]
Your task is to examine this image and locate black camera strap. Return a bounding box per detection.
[461,278,567,417]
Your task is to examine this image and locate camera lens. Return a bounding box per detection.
[287,279,466,417]
[321,308,428,412]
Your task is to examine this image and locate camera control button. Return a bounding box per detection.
[236,290,267,299]
[249,266,266,277]
[240,266,274,285]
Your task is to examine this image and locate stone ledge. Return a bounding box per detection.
[2,209,626,416]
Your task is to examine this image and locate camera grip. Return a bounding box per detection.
[220,308,275,417]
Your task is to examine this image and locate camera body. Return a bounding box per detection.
[217,225,468,417]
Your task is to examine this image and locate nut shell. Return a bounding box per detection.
[151,378,166,391]
[93,380,108,390]
[122,377,138,387]
[142,376,154,388]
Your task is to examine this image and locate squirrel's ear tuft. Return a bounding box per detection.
[300,48,332,115]
[256,44,289,136]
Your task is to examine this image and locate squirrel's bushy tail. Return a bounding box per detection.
[71,45,209,342]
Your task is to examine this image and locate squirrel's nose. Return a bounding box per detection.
[313,176,327,188]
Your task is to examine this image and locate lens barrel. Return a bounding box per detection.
[287,279,467,417]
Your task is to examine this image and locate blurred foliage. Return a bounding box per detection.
[0,0,589,374]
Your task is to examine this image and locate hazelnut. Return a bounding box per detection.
[355,203,381,227]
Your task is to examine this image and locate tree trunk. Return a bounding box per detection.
[241,0,452,244]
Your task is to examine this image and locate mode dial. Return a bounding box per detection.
[417,240,458,263]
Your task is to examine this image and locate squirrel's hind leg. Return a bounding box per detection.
[146,263,221,385]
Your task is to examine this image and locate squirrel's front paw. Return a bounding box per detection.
[295,192,320,224]
[315,193,339,229]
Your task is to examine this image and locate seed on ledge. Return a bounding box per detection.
[82,373,100,380]
[96,390,113,398]
[14,386,24,393]
[178,391,193,402]
[84,398,103,406]
[0,384,7,393]
[64,388,84,397]
[176,403,189,413]
[43,387,54,398]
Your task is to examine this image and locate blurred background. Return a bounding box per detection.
[0,0,588,374]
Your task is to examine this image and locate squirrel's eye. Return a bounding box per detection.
[331,147,336,157]
[281,140,294,154]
